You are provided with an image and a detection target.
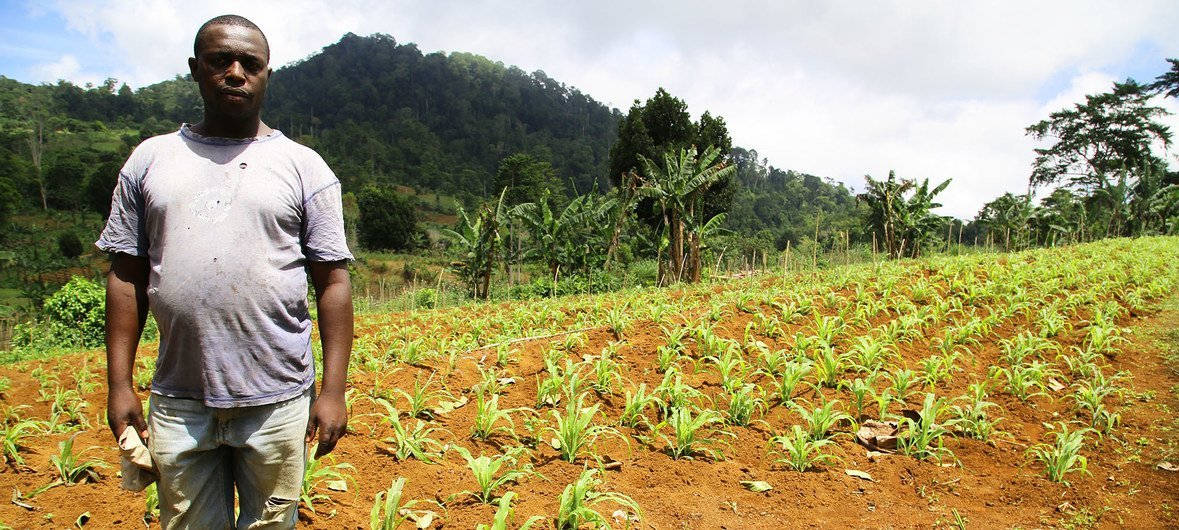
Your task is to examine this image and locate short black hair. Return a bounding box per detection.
[194,14,270,60]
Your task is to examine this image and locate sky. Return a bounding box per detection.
[2,0,1178,218]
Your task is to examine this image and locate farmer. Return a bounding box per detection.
[98,14,352,528]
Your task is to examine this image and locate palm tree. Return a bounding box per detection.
[859,171,951,258]
[637,145,736,284]
[442,191,507,299]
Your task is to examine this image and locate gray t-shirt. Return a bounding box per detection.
[97,124,352,408]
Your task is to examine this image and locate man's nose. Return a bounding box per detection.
[224,61,246,85]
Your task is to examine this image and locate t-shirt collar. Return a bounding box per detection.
[180,123,283,145]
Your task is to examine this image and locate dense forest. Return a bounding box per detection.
[0,34,1176,304]
[0,33,861,255]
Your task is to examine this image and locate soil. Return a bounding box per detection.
[0,248,1177,529]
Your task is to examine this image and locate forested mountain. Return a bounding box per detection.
[0,32,861,253]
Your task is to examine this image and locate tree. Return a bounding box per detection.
[442,191,507,299]
[859,171,951,258]
[356,185,420,251]
[492,153,562,207]
[975,193,1034,250]
[1026,80,1171,191]
[637,145,736,284]
[1149,58,1179,98]
[607,89,734,242]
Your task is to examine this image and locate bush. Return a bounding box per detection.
[13,276,105,352]
[413,288,437,309]
[57,232,84,259]
[357,185,421,251]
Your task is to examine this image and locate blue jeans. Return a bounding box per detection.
[148,389,312,529]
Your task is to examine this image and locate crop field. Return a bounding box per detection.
[0,237,1178,528]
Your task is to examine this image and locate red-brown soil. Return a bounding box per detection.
[1,248,1177,529]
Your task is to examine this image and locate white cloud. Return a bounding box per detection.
[30,53,81,82]
[37,0,1179,217]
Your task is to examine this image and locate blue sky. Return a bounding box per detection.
[3,0,1177,218]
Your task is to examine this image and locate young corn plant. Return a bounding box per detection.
[546,393,627,463]
[845,377,877,420]
[654,370,706,418]
[999,361,1055,403]
[655,345,684,373]
[813,315,846,347]
[791,400,852,441]
[768,425,840,472]
[811,346,845,388]
[301,450,355,514]
[475,491,544,530]
[1070,371,1125,435]
[707,348,749,393]
[395,372,453,419]
[949,383,1006,442]
[450,446,536,504]
[556,469,642,530]
[848,336,892,373]
[1037,307,1068,338]
[471,392,524,441]
[591,353,622,395]
[1029,422,1092,485]
[370,477,436,530]
[897,393,957,463]
[756,345,791,377]
[919,353,960,389]
[50,435,108,485]
[724,384,767,427]
[606,305,631,340]
[619,383,658,429]
[384,414,450,463]
[656,406,733,460]
[888,368,919,404]
[1,419,43,467]
[770,360,812,406]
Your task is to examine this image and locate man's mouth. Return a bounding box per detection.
[219,89,250,101]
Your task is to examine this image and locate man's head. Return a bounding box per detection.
[189,15,271,124]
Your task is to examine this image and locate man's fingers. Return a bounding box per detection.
[314,428,340,458]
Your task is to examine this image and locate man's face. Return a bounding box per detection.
[189,24,270,120]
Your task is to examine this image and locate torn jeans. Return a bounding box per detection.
[148,388,312,529]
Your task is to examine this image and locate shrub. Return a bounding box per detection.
[357,185,421,251]
[13,276,106,353]
[57,232,84,259]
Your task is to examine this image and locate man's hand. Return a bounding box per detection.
[108,385,148,441]
[305,391,346,458]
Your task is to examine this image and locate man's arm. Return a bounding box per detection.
[305,260,352,458]
[106,253,150,441]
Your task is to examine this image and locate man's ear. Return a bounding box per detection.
[188,57,198,78]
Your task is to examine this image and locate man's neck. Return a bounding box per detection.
[192,115,273,139]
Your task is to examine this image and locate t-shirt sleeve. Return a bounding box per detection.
[300,152,354,262]
[95,162,149,257]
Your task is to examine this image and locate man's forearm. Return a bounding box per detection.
[312,264,352,397]
[106,254,150,390]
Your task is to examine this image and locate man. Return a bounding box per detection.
[99,14,352,529]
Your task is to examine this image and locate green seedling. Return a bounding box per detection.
[301,449,355,514]
[50,435,108,485]
[556,469,641,530]
[1030,422,1092,484]
[451,446,537,504]
[655,406,733,460]
[546,393,627,463]
[897,393,957,463]
[768,424,839,472]
[792,399,851,441]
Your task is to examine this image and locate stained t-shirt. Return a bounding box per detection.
[96,124,352,408]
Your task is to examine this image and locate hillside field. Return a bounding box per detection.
[0,237,1177,528]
